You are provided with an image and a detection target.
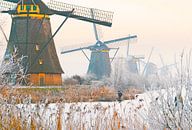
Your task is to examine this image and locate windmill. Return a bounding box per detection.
[125,43,156,77]
[61,14,137,79]
[0,0,114,86]
[126,55,145,74]
[123,38,144,74]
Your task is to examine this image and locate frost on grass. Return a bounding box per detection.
[0,94,148,130]
[141,51,192,130]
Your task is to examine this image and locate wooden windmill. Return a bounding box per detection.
[61,17,137,79]
[0,0,113,86]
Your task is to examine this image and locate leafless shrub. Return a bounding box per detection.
[142,50,192,130]
[0,50,29,86]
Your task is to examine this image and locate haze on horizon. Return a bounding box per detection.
[0,0,192,76]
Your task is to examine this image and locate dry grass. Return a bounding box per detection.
[0,85,144,129]
[123,88,143,100]
[0,86,142,103]
[0,86,186,130]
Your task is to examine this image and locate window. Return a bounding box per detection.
[33,5,37,11]
[20,5,24,10]
[39,59,43,65]
[26,5,31,11]
[35,44,40,51]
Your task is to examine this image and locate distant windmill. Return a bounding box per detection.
[135,49,176,77]
[127,55,145,74]
[61,14,137,79]
[0,0,114,86]
[125,39,144,74]
[126,46,157,77]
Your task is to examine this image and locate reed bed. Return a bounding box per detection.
[0,86,190,130]
[0,85,144,130]
[0,86,142,103]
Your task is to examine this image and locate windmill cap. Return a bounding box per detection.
[90,41,109,51]
[19,0,44,4]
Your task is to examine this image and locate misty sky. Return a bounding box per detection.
[0,0,192,76]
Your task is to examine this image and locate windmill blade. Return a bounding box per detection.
[0,0,17,11]
[159,63,177,70]
[0,24,8,43]
[142,47,154,76]
[93,23,99,41]
[90,9,99,41]
[47,0,113,27]
[133,55,145,60]
[2,0,19,3]
[61,46,92,54]
[103,35,137,45]
[127,38,130,57]
[111,47,119,63]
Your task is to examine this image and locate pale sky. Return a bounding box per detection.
[0,0,192,76]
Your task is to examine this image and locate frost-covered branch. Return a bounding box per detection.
[0,47,30,86]
[142,51,192,130]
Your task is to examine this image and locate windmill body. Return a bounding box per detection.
[127,57,139,74]
[88,41,111,79]
[5,16,63,86]
[0,0,114,85]
[3,0,64,86]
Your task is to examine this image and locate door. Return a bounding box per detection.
[40,77,44,86]
[39,73,45,86]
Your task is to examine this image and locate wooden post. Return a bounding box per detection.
[143,125,147,130]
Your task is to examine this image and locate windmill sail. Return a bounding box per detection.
[104,35,137,45]
[1,0,18,3]
[0,0,17,11]
[61,46,91,54]
[1,0,113,27]
[47,0,113,27]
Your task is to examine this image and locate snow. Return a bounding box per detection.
[12,91,158,129]
[0,85,191,129]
